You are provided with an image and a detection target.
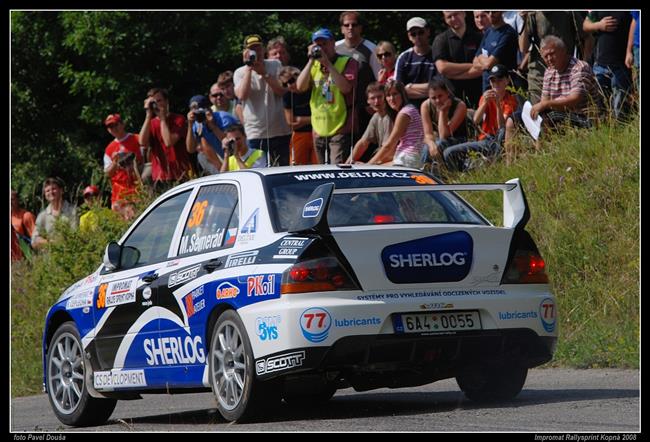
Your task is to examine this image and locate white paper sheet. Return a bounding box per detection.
[522,100,543,140]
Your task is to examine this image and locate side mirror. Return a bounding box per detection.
[103,241,122,271]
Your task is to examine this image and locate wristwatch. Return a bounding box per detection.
[263,72,271,80]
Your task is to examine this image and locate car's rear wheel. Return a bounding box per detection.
[46,321,117,426]
[456,364,528,402]
[209,310,279,422]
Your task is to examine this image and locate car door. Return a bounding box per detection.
[153,184,239,377]
[90,189,193,371]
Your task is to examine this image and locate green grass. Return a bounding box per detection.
[11,118,639,397]
[448,115,640,369]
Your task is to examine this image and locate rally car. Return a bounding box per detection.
[42,165,557,426]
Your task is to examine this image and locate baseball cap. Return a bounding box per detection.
[188,95,210,109]
[406,17,427,31]
[311,28,334,42]
[243,34,264,49]
[83,185,100,197]
[104,114,122,126]
[488,64,509,79]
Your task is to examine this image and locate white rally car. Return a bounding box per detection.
[42,165,557,425]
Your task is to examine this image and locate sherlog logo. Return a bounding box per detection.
[381,231,473,283]
[302,198,323,218]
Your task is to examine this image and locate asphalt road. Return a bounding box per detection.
[10,368,639,433]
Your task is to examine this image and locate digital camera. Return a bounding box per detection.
[224,139,235,154]
[117,151,136,167]
[245,52,257,66]
[148,100,158,112]
[310,46,322,59]
[193,108,207,123]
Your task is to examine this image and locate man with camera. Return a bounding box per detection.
[219,124,267,172]
[186,95,239,175]
[103,113,144,219]
[234,34,291,166]
[139,87,193,191]
[296,27,359,164]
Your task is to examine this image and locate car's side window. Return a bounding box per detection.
[178,184,239,256]
[121,190,192,268]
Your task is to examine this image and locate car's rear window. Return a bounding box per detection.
[265,170,487,231]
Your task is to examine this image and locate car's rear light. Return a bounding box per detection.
[281,257,358,294]
[502,249,549,284]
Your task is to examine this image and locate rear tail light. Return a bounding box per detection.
[281,256,359,294]
[502,249,549,284]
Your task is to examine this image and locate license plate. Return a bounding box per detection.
[396,311,482,334]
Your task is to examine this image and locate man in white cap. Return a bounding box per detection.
[395,16,437,109]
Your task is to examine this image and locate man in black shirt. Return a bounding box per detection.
[583,11,633,120]
[432,11,484,109]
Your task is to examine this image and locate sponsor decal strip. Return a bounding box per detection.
[256,351,305,375]
[94,369,147,389]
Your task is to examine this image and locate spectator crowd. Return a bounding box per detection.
[11,10,640,260]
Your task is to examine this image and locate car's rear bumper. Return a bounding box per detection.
[254,328,556,386]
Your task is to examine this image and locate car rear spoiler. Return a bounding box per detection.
[290,178,530,236]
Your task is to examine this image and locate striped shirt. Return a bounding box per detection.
[395,104,424,158]
[542,57,598,114]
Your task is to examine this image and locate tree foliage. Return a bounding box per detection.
[11,10,449,212]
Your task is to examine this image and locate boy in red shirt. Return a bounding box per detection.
[103,113,143,219]
[442,64,519,171]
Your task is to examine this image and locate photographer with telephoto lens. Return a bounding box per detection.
[186,94,239,175]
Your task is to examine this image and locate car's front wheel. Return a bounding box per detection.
[456,364,528,402]
[209,310,279,422]
[46,321,117,426]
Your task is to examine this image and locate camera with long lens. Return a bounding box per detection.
[245,52,257,66]
[310,46,322,59]
[193,108,207,123]
[117,151,136,168]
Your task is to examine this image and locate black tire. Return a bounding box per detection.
[283,384,337,407]
[209,310,280,422]
[46,321,117,427]
[456,364,528,402]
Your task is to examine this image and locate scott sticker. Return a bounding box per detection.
[381,231,473,283]
[302,198,323,218]
[256,351,305,375]
[299,307,332,343]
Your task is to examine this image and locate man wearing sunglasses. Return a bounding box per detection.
[395,17,437,109]
[335,10,381,139]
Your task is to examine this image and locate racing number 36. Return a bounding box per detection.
[187,200,208,228]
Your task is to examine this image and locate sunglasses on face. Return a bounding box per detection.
[342,23,359,28]
[409,29,425,37]
[377,52,392,59]
[282,77,297,88]
[211,92,225,98]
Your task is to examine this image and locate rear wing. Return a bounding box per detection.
[290,178,530,235]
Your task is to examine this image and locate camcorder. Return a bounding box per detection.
[148,100,158,112]
[310,46,322,59]
[245,52,257,66]
[117,151,136,167]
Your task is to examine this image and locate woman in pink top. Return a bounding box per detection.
[368,80,425,168]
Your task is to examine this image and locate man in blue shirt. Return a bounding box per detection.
[186,95,239,175]
[473,11,518,92]
[395,16,437,109]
